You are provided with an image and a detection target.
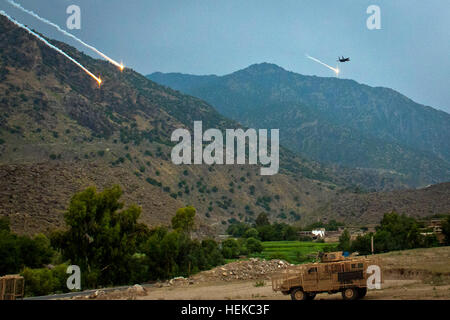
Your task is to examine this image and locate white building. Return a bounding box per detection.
[312,228,326,238]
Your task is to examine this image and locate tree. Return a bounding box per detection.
[142,227,224,280]
[442,215,450,245]
[222,238,240,259]
[201,239,224,268]
[52,185,144,287]
[257,224,277,241]
[255,212,270,227]
[0,230,20,275]
[350,212,439,254]
[0,224,54,275]
[0,216,10,232]
[350,234,372,255]
[244,228,259,239]
[226,222,250,237]
[17,234,54,269]
[246,237,263,253]
[274,223,297,240]
[171,206,196,234]
[375,211,421,251]
[338,229,351,252]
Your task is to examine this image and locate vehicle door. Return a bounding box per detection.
[317,264,333,291]
[302,266,318,291]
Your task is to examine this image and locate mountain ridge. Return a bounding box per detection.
[148,63,450,189]
[1,15,449,236]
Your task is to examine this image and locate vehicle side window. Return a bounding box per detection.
[358,263,363,268]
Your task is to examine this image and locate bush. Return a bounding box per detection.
[244,228,259,239]
[338,229,351,252]
[350,212,443,254]
[268,252,287,260]
[146,177,162,187]
[226,222,250,238]
[142,227,224,280]
[246,237,263,253]
[254,280,265,287]
[221,239,240,259]
[0,226,54,275]
[22,264,69,297]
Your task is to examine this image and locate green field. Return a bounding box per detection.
[252,241,338,264]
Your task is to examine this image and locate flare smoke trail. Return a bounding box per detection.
[305,54,340,76]
[0,10,102,85]
[7,0,124,71]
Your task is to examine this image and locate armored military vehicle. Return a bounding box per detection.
[272,251,379,300]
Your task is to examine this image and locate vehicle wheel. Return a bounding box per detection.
[357,288,367,299]
[291,288,307,301]
[306,293,316,300]
[342,288,359,300]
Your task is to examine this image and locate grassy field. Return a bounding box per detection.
[252,241,338,264]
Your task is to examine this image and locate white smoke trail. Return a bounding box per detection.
[7,0,124,71]
[306,54,339,75]
[0,10,102,85]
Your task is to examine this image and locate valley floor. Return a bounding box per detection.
[135,279,450,300]
[64,246,450,300]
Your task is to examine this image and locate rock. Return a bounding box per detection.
[87,289,105,299]
[188,258,290,283]
[133,284,146,295]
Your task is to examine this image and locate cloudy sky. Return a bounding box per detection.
[1,0,449,112]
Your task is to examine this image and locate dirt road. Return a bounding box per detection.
[134,279,449,300]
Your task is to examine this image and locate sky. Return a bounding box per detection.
[1,0,449,113]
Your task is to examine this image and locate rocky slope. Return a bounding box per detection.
[315,182,450,224]
[0,15,341,235]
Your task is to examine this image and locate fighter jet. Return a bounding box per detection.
[337,56,350,62]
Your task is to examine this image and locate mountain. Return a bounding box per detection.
[1,15,448,236]
[0,15,346,235]
[315,182,450,224]
[148,63,450,189]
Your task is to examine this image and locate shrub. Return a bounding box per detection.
[254,280,265,287]
[246,237,263,253]
[221,239,240,259]
[146,177,162,187]
[22,264,69,297]
[243,228,259,239]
